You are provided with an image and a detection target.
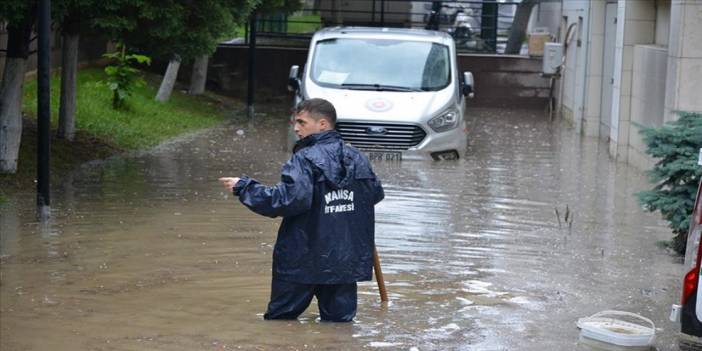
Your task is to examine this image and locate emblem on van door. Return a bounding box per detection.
[366,98,393,112]
[366,126,387,135]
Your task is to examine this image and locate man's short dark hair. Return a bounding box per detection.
[293,98,337,127]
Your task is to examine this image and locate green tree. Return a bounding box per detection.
[53,0,104,141]
[637,112,702,253]
[91,0,300,101]
[152,0,246,101]
[185,0,300,96]
[141,0,299,101]
[114,0,257,102]
[53,0,143,140]
[86,0,195,101]
[1,0,112,171]
[0,0,35,173]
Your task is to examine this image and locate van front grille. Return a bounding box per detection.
[336,121,426,151]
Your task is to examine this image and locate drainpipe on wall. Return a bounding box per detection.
[609,1,626,158]
[558,21,578,121]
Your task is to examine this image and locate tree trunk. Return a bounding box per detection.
[504,0,537,55]
[155,55,181,102]
[188,55,208,95]
[58,19,80,141]
[0,23,32,174]
[0,58,27,173]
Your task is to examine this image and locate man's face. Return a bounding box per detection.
[293,111,328,139]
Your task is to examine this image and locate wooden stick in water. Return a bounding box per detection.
[373,246,388,302]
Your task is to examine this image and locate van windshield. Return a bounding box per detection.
[310,38,451,92]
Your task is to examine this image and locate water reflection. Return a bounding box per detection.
[0,107,681,350]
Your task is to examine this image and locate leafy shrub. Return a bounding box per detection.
[103,44,151,109]
[637,112,702,253]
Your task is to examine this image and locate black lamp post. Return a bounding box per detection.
[37,0,51,220]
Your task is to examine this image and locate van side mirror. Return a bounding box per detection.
[288,65,300,92]
[462,71,474,98]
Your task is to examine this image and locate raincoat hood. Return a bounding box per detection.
[294,130,372,190]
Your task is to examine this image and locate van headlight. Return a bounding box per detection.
[428,109,459,133]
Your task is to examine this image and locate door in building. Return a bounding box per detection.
[600,2,617,140]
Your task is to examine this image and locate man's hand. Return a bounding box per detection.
[219,177,240,190]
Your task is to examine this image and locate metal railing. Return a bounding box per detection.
[228,0,522,54]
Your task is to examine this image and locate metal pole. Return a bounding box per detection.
[380,0,385,26]
[481,2,498,53]
[37,0,51,220]
[244,20,249,46]
[247,13,257,121]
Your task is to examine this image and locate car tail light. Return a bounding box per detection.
[682,180,702,305]
[684,267,700,305]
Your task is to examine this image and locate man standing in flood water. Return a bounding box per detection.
[219,98,384,322]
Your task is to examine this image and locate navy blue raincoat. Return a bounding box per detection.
[233,130,384,284]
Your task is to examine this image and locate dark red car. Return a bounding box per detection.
[673,175,702,350]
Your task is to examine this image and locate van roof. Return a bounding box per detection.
[312,26,453,45]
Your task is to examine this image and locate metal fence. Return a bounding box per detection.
[228,0,523,54]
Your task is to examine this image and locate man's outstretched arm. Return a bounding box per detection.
[220,155,314,218]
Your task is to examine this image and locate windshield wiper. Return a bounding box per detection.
[340,83,422,92]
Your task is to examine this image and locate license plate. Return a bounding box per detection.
[367,151,402,161]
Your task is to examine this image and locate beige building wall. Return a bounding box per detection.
[581,0,607,137]
[664,0,702,122]
[609,0,657,164]
[625,0,670,169]
[560,0,593,131]
[560,0,701,170]
[628,45,667,169]
[606,0,702,170]
[559,0,621,139]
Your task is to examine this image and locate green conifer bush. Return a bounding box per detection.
[638,112,702,253]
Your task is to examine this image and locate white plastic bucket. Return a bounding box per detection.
[576,310,655,349]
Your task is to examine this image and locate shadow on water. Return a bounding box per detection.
[1,106,681,350]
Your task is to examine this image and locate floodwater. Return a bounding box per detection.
[0,106,683,350]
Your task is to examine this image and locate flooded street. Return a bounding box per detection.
[1,106,682,350]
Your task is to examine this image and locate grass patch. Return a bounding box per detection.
[22,68,228,149]
[1,67,236,197]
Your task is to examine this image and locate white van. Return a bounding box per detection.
[287,27,474,161]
